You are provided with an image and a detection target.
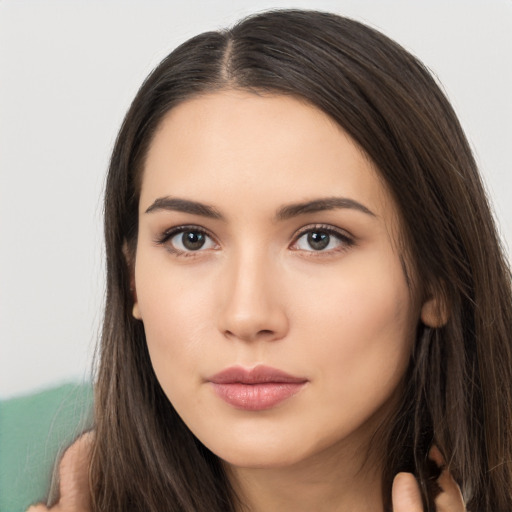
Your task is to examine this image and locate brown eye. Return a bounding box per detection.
[165,228,217,253]
[181,231,206,250]
[292,226,353,253]
[307,231,330,250]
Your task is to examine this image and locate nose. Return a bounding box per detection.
[217,249,289,343]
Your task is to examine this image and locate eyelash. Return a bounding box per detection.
[291,224,355,257]
[154,223,355,258]
[154,225,217,258]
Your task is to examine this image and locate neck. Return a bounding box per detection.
[226,437,385,512]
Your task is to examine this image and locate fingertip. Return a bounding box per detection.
[392,472,423,512]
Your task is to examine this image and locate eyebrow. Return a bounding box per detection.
[145,197,224,219]
[275,197,376,221]
[145,196,376,220]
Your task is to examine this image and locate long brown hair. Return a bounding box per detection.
[86,9,512,511]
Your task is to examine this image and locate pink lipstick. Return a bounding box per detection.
[208,365,307,411]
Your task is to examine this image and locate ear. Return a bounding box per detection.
[132,302,142,321]
[122,240,142,321]
[420,289,449,328]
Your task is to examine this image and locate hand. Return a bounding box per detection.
[392,447,465,512]
[26,433,92,512]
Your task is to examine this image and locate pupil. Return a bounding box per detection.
[183,231,205,250]
[308,231,329,250]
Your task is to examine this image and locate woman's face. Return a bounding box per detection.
[133,90,423,469]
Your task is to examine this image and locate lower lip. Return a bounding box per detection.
[211,382,306,411]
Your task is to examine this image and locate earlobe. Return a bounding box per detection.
[130,284,142,320]
[123,239,141,320]
[420,293,449,328]
[132,302,142,320]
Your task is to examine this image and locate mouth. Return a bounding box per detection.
[208,365,308,411]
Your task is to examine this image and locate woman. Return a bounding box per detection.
[31,9,512,512]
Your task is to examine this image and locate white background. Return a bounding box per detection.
[1,0,511,399]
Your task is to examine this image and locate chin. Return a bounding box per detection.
[217,447,307,470]
[203,430,329,470]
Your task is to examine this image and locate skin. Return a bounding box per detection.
[27,441,464,512]
[28,91,465,512]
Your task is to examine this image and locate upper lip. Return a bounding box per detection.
[208,365,307,384]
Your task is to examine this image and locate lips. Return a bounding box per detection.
[208,365,307,411]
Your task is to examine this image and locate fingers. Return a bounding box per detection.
[435,471,465,512]
[56,432,92,510]
[392,472,423,512]
[429,446,465,512]
[27,433,93,512]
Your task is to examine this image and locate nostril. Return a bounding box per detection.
[223,328,278,342]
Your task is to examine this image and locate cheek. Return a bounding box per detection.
[319,274,413,357]
[134,256,220,394]
[294,252,416,426]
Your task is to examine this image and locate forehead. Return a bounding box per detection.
[139,90,394,221]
